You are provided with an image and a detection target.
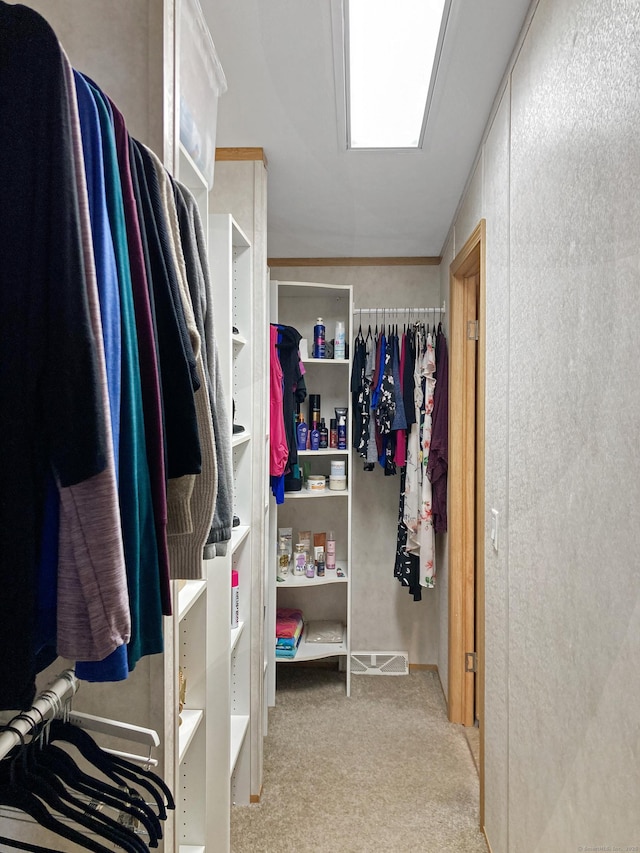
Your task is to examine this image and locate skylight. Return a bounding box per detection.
[346,0,448,150]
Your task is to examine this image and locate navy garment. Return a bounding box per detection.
[0,3,107,709]
[72,73,129,684]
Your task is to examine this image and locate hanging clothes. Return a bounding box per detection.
[428,323,449,534]
[0,2,234,706]
[0,3,112,708]
[416,330,436,587]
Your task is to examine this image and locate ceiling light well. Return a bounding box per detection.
[344,0,451,151]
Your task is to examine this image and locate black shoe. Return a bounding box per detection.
[232,515,240,527]
[232,399,245,434]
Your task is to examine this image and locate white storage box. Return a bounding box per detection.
[180,0,227,187]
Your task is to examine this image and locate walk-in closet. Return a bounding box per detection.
[3,0,639,851]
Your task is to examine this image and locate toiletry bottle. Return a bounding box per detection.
[231,570,239,628]
[296,416,308,451]
[319,418,328,449]
[326,531,336,574]
[310,424,320,450]
[313,318,325,358]
[334,320,345,359]
[329,418,338,449]
[309,394,321,427]
[337,412,347,450]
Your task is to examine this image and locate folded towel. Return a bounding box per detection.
[276,608,304,639]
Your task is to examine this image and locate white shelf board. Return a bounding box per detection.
[277,636,348,663]
[276,567,348,587]
[180,847,206,853]
[231,524,251,553]
[178,580,207,621]
[230,620,245,655]
[297,448,349,456]
[178,709,204,763]
[230,714,250,776]
[302,358,349,365]
[284,488,349,499]
[232,431,251,448]
[232,332,248,346]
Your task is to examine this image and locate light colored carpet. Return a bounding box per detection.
[231,666,488,853]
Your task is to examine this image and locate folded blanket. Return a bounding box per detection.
[276,607,304,639]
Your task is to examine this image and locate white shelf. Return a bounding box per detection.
[277,567,348,587]
[232,332,248,346]
[271,279,353,698]
[231,524,251,552]
[178,580,207,621]
[232,431,251,447]
[178,709,205,763]
[284,488,350,499]
[297,448,349,456]
[180,846,206,853]
[302,357,349,365]
[230,714,250,776]
[230,620,245,655]
[277,636,348,663]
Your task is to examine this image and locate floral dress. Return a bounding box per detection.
[417,331,436,586]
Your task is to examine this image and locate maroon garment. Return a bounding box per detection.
[109,99,171,616]
[427,327,449,533]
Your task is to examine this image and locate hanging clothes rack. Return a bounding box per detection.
[0,669,160,766]
[354,303,446,324]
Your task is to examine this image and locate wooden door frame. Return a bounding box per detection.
[448,220,486,817]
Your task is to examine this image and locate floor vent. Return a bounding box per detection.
[350,651,409,676]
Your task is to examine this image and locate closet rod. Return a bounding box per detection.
[354,303,445,314]
[0,671,161,765]
[0,669,78,761]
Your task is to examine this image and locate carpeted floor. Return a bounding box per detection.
[231,665,488,853]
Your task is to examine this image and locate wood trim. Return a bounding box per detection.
[216,147,268,167]
[268,256,441,267]
[448,218,486,828]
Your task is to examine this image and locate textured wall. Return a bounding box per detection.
[271,265,442,663]
[448,0,640,848]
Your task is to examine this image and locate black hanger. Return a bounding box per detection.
[0,727,115,853]
[8,744,146,853]
[31,741,161,842]
[46,718,172,817]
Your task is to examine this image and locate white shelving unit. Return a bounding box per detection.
[269,281,354,697]
[210,214,254,806]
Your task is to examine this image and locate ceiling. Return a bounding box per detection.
[201,0,532,259]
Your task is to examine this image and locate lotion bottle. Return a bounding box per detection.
[326,530,336,574]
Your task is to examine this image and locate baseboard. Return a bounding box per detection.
[408,663,438,672]
[250,785,263,804]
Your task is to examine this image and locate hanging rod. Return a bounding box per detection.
[354,303,445,314]
[0,669,160,765]
[0,669,78,761]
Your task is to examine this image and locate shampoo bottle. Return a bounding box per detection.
[296,416,308,451]
[310,424,320,450]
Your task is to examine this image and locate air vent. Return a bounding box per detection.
[350,651,409,676]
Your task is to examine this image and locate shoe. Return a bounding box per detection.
[232,399,245,434]
[232,515,240,527]
[233,325,239,334]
